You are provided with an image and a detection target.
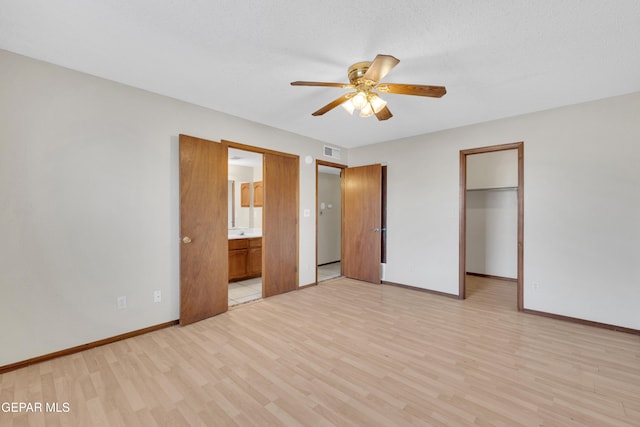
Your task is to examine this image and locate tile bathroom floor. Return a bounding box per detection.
[228,277,262,306]
[229,261,341,307]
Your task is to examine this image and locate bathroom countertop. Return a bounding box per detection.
[228,234,262,240]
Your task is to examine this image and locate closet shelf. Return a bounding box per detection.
[466,186,518,192]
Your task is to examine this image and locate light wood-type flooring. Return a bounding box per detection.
[1,276,639,426]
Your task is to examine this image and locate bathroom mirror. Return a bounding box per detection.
[228,148,263,230]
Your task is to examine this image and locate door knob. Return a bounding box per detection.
[182,236,192,244]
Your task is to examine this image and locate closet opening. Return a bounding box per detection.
[459,142,524,310]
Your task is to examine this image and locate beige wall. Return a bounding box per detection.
[0,49,343,366]
[350,91,640,330]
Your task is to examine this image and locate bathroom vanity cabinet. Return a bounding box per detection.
[228,237,262,281]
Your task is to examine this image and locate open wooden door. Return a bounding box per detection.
[179,134,228,325]
[263,153,299,297]
[342,164,382,283]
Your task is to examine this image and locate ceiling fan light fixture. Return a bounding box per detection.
[359,102,374,118]
[351,91,368,110]
[291,53,446,121]
[341,99,355,115]
[369,93,387,114]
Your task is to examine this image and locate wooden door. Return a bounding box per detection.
[263,153,298,297]
[179,134,228,325]
[342,164,382,283]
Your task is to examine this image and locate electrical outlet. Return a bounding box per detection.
[117,296,127,309]
[154,290,162,303]
[532,282,540,289]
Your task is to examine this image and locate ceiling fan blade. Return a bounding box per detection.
[312,93,355,116]
[377,83,447,98]
[291,81,354,89]
[363,54,400,84]
[375,106,393,121]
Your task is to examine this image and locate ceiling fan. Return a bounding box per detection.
[291,54,446,121]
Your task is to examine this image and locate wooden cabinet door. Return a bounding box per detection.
[229,249,248,281]
[253,181,263,207]
[248,238,262,276]
[342,164,382,284]
[240,182,250,207]
[263,153,298,297]
[229,238,249,281]
[179,134,228,325]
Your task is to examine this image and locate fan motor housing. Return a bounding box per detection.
[348,61,372,84]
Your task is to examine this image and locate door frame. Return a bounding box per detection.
[459,142,524,310]
[315,160,346,284]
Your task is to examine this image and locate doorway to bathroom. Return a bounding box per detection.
[228,147,263,306]
[225,139,299,301]
[179,135,299,325]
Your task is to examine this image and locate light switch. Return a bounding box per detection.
[303,209,310,217]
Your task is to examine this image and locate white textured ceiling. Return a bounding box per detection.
[2,1,640,148]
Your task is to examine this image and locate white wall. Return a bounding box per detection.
[0,50,341,366]
[317,172,341,265]
[466,189,518,278]
[350,92,640,330]
[467,150,518,189]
